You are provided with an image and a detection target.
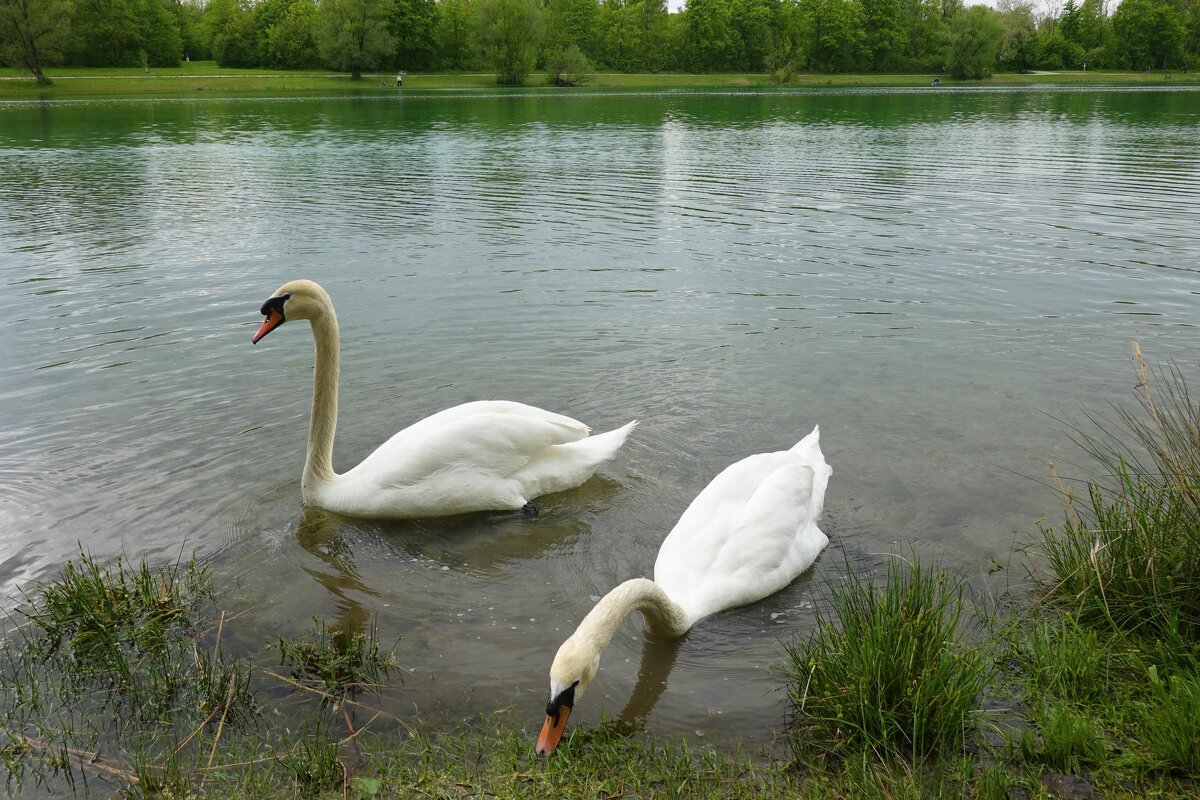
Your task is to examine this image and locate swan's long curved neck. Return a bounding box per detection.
[304,309,340,487]
[574,578,692,646]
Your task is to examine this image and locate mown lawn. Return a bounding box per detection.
[1,61,1196,98]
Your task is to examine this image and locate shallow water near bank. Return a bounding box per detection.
[1,86,1198,749]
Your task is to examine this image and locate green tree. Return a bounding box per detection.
[1184,0,1199,67]
[944,4,1003,77]
[314,0,396,79]
[861,0,905,70]
[267,0,319,67]
[68,0,180,66]
[729,0,777,71]
[631,0,669,70]
[997,0,1038,71]
[1075,0,1107,51]
[136,0,182,65]
[171,0,202,60]
[899,0,948,71]
[473,0,541,84]
[663,5,686,70]
[433,0,473,68]
[0,0,73,82]
[795,0,865,72]
[216,8,256,64]
[548,40,593,84]
[1058,0,1082,43]
[543,0,598,63]
[764,0,804,75]
[1037,29,1083,68]
[202,0,257,66]
[1059,0,1110,65]
[594,0,667,72]
[595,0,630,69]
[252,0,293,64]
[390,0,437,70]
[679,0,738,71]
[939,0,961,18]
[69,0,138,65]
[1111,0,1186,69]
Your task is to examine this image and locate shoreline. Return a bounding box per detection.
[1,63,1196,99]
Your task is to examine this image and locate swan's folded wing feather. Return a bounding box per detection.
[686,462,815,585]
[655,456,823,621]
[350,407,589,489]
[371,400,589,453]
[654,453,787,590]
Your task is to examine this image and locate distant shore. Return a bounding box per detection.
[1,61,1196,99]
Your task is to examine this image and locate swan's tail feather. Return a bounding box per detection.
[790,424,831,519]
[512,420,638,501]
[791,425,821,455]
[577,420,638,462]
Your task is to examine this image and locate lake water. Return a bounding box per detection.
[1,86,1198,750]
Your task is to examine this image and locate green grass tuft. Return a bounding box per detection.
[1142,663,1200,773]
[1001,348,1200,789]
[1016,703,1106,773]
[277,720,343,795]
[1011,614,1115,704]
[784,555,991,764]
[1039,347,1200,645]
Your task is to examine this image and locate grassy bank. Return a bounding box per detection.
[2,350,1198,798]
[1,61,1197,99]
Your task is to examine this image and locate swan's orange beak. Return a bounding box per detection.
[535,706,570,755]
[252,307,284,344]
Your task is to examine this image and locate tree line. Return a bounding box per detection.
[3,0,1198,85]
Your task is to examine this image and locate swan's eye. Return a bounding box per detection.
[259,294,290,318]
[544,681,578,717]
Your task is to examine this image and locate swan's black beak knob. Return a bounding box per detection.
[252,296,287,344]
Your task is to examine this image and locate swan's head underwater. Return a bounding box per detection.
[536,632,603,755]
[252,279,332,343]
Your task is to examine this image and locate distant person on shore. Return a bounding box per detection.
[396,72,403,87]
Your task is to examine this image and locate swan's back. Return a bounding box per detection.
[319,401,632,517]
[653,426,831,626]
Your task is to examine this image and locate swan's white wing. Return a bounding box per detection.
[654,446,829,624]
[368,400,589,454]
[349,404,588,489]
[320,401,628,517]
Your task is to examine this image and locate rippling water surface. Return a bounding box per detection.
[1,87,1198,748]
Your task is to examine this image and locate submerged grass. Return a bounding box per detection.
[273,617,398,703]
[3,549,255,726]
[0,551,412,795]
[0,549,257,791]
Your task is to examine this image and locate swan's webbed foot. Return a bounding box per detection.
[521,502,540,518]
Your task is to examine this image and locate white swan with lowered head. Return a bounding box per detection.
[535,427,831,754]
[251,279,637,519]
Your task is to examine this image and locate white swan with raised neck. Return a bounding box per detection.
[251,279,636,519]
[536,427,831,754]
